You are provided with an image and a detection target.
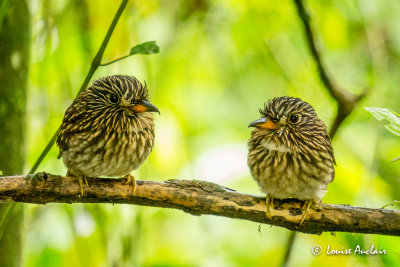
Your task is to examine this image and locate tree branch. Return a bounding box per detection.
[293,0,368,137]
[1,174,399,236]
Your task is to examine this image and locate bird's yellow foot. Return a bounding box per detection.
[78,176,89,196]
[300,200,313,225]
[265,196,274,219]
[122,174,136,195]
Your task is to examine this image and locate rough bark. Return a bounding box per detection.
[0,0,30,266]
[1,174,399,236]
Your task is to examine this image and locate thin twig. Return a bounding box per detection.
[280,231,297,267]
[293,0,368,137]
[100,54,131,66]
[28,130,59,174]
[1,174,399,236]
[382,200,399,209]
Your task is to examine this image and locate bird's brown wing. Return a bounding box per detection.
[324,132,336,166]
[56,92,92,155]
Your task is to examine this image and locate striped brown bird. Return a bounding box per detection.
[57,75,159,195]
[247,97,335,224]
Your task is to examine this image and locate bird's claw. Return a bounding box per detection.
[300,200,313,225]
[78,177,88,196]
[25,172,48,189]
[122,174,136,195]
[265,196,274,219]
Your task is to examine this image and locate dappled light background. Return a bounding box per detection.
[25,0,400,266]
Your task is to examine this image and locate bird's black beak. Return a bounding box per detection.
[132,100,160,114]
[248,117,279,130]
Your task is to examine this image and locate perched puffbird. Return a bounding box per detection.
[57,75,159,195]
[247,96,335,224]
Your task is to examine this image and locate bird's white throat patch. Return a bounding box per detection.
[262,140,291,153]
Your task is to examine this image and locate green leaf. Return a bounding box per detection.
[364,107,400,137]
[130,41,159,56]
[0,170,2,175]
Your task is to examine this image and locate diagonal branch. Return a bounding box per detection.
[1,174,399,236]
[293,0,368,138]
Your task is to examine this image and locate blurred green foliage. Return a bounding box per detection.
[365,107,400,136]
[365,107,400,162]
[23,0,400,266]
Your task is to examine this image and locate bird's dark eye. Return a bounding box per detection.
[109,94,118,103]
[289,114,300,124]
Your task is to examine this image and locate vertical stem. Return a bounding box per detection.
[0,0,30,266]
[280,231,297,267]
